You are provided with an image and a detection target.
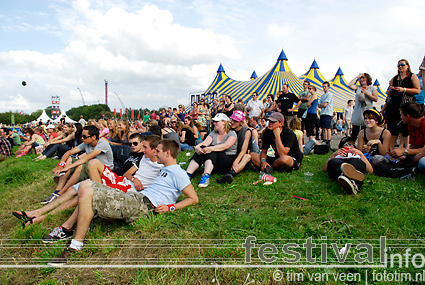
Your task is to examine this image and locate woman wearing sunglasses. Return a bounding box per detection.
[381,59,421,149]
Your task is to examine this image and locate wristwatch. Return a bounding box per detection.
[403,149,408,156]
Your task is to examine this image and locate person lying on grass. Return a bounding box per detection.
[323,144,373,195]
[251,112,303,174]
[38,125,113,205]
[47,139,198,266]
[12,135,160,229]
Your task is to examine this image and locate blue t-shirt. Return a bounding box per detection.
[141,164,190,207]
[416,74,424,105]
[320,91,333,116]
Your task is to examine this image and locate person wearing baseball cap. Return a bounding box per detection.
[217,111,253,184]
[251,112,303,173]
[186,113,237,188]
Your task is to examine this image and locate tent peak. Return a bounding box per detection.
[310,59,319,69]
[335,67,344,76]
[277,50,288,61]
[250,70,258,80]
[373,79,381,86]
[217,64,225,73]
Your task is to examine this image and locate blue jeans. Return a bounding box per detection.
[303,139,316,155]
[418,157,425,173]
[180,143,194,151]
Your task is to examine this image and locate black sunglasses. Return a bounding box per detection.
[128,142,140,147]
[82,134,91,139]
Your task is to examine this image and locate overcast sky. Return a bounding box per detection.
[0,0,424,113]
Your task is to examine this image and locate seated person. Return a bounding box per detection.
[0,127,12,161]
[185,113,237,188]
[216,111,252,184]
[356,108,391,157]
[47,139,198,266]
[289,118,318,155]
[371,102,425,179]
[177,121,196,151]
[112,133,146,176]
[35,123,82,161]
[40,125,113,205]
[12,134,152,228]
[323,145,373,195]
[252,112,303,173]
[15,128,45,157]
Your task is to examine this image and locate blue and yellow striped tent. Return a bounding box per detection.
[203,50,303,103]
[373,79,388,108]
[329,67,356,112]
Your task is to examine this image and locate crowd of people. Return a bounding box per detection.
[1,57,425,266]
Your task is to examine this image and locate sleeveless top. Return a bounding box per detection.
[120,132,129,144]
[363,128,385,156]
[182,127,195,146]
[225,103,234,117]
[387,73,415,112]
[307,98,319,114]
[235,126,252,154]
[109,135,121,143]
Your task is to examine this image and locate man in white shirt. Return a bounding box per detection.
[343,100,354,136]
[246,92,264,118]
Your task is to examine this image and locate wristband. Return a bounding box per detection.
[57,161,66,168]
[261,158,267,163]
[131,176,135,182]
[167,204,176,212]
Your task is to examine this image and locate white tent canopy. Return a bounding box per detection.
[53,110,77,124]
[30,110,52,125]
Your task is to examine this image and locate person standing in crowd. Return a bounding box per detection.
[297,81,311,131]
[348,73,379,141]
[318,82,334,145]
[304,86,319,143]
[197,99,208,130]
[381,59,421,149]
[78,115,86,127]
[276,84,301,127]
[417,57,425,105]
[264,94,276,118]
[223,94,234,118]
[343,100,354,137]
[246,92,264,119]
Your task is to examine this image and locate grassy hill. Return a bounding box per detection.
[0,150,424,284]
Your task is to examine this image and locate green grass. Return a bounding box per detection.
[0,149,424,284]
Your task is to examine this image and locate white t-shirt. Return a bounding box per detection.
[246,100,264,118]
[127,156,163,193]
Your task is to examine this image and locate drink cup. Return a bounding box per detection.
[261,173,277,183]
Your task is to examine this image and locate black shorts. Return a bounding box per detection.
[266,156,301,172]
[320,115,332,129]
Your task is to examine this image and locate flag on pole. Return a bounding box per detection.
[131,109,134,119]
[126,108,128,118]
[120,109,122,118]
[137,110,140,119]
[114,108,116,118]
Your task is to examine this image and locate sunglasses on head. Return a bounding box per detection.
[128,141,140,147]
[82,134,91,139]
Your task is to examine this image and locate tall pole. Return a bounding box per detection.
[104,80,108,106]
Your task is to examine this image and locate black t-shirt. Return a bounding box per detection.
[276,92,300,116]
[113,151,144,176]
[182,127,196,146]
[261,127,303,162]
